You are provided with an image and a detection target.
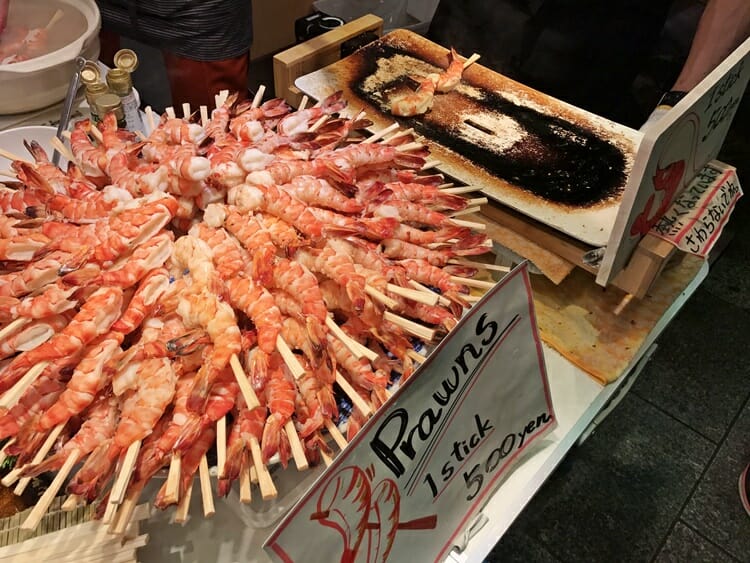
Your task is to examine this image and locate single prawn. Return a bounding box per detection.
[0,286,124,394]
[435,48,466,93]
[37,331,124,431]
[390,74,439,117]
[0,313,71,360]
[23,394,119,477]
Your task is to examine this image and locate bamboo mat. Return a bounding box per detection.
[531,254,705,384]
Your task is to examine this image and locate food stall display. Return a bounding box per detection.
[0,82,499,536]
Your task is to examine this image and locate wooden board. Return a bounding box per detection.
[273,14,384,107]
[295,29,641,246]
[531,254,704,383]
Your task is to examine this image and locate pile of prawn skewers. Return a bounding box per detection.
[0,87,495,532]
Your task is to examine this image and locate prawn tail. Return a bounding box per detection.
[453,233,491,254]
[174,416,203,454]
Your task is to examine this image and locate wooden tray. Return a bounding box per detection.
[295,29,642,247]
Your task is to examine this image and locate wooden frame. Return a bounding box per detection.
[273,14,383,106]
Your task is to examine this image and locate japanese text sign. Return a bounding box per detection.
[651,161,742,257]
[265,264,555,563]
[598,37,750,284]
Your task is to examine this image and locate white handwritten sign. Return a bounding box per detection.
[650,161,743,257]
[265,264,555,563]
[597,37,750,285]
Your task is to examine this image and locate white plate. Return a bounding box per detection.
[0,125,69,169]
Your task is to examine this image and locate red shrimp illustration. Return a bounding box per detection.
[311,464,437,562]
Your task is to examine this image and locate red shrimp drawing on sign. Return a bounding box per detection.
[630,113,699,237]
[310,464,438,563]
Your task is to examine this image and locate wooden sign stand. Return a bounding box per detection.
[479,202,678,299]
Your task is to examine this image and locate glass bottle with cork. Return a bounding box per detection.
[106,49,143,132]
[80,61,107,124]
[96,93,128,129]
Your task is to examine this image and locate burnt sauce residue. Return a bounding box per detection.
[350,44,627,207]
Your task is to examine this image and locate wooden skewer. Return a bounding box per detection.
[406,348,427,364]
[0,169,17,179]
[320,447,333,467]
[464,293,482,303]
[109,488,142,535]
[440,185,477,195]
[0,360,48,410]
[449,217,486,230]
[363,122,399,144]
[437,182,454,189]
[216,416,227,478]
[449,206,481,218]
[285,421,309,471]
[219,89,229,105]
[49,136,76,164]
[325,316,376,361]
[101,493,119,524]
[422,159,441,170]
[240,452,253,504]
[109,440,141,505]
[408,280,450,307]
[323,418,347,451]
[199,105,209,127]
[387,283,438,306]
[3,423,62,488]
[384,311,437,341]
[308,115,329,133]
[614,293,635,316]
[239,452,252,503]
[165,107,176,119]
[0,317,29,342]
[467,197,488,206]
[297,95,309,111]
[174,475,193,524]
[276,335,306,379]
[395,141,425,153]
[214,94,222,110]
[365,284,398,310]
[163,452,182,505]
[228,356,277,499]
[251,85,266,109]
[334,370,372,418]
[145,106,156,132]
[182,103,191,119]
[89,125,105,144]
[250,465,258,484]
[0,148,32,163]
[449,258,511,273]
[134,130,147,141]
[449,275,496,289]
[229,354,259,410]
[21,450,80,531]
[248,438,277,500]
[383,127,414,144]
[61,494,82,511]
[463,53,481,69]
[198,454,215,518]
[46,9,65,30]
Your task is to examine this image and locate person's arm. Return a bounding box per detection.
[672,0,750,92]
[0,0,9,35]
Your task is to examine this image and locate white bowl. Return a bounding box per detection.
[0,0,101,115]
[0,125,68,169]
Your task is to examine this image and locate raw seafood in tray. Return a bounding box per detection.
[0,88,496,533]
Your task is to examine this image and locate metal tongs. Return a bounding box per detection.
[51,56,87,167]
